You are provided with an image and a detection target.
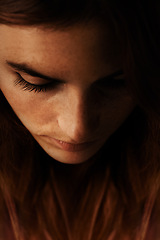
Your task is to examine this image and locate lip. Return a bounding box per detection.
[41,135,95,152]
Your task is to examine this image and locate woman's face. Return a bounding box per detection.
[0,22,136,164]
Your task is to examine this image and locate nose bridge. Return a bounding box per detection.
[58,87,98,142]
[67,89,89,139]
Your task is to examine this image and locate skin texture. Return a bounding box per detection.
[0,22,136,164]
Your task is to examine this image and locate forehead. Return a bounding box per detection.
[0,22,122,76]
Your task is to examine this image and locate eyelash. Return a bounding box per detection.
[14,73,126,94]
[14,73,60,93]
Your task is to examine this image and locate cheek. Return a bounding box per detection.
[100,96,135,131]
[1,86,58,132]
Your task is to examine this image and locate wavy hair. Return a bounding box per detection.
[0,0,160,239]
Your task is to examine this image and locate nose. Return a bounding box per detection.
[57,89,100,143]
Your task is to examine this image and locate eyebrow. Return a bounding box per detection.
[6,60,124,82]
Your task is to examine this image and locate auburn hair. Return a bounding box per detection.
[0,0,160,239]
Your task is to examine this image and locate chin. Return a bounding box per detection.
[44,148,94,164]
[38,142,100,164]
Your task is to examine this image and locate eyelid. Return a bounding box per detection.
[14,73,62,93]
[95,76,126,86]
[15,71,53,84]
[16,71,65,85]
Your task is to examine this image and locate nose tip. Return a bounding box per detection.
[57,98,99,142]
[58,113,98,143]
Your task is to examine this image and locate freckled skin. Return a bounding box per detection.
[0,22,136,164]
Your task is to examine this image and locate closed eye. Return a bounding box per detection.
[95,77,126,90]
[14,73,62,93]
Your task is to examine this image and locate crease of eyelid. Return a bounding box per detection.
[18,72,65,84]
[94,77,126,87]
[11,69,65,85]
[15,72,63,86]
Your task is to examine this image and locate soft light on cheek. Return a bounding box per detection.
[0,86,44,124]
[8,95,59,135]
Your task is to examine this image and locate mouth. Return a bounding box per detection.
[40,135,96,152]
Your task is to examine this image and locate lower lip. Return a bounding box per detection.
[41,136,95,152]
